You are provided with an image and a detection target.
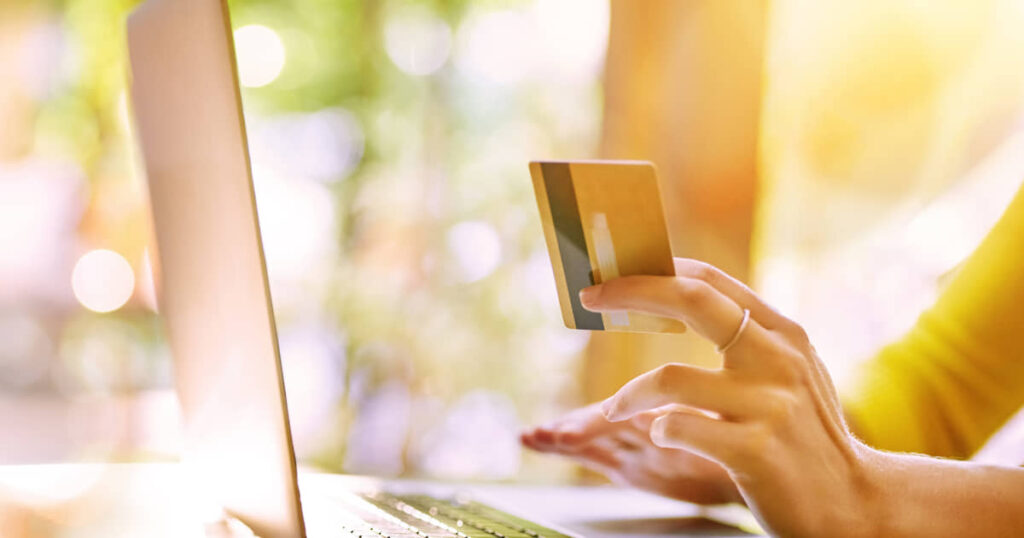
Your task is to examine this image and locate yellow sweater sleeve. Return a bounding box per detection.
[843,182,1024,459]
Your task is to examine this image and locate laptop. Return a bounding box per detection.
[125,1,765,537]
[124,1,587,537]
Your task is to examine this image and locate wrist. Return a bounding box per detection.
[824,441,889,538]
[847,442,895,538]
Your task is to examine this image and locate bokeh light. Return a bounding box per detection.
[534,0,610,83]
[0,163,84,304]
[19,0,1024,493]
[414,391,520,479]
[71,250,135,313]
[455,9,536,86]
[0,464,104,505]
[15,20,66,100]
[0,314,51,389]
[384,9,452,76]
[252,167,337,283]
[0,0,611,485]
[250,108,363,183]
[446,220,502,283]
[278,327,345,458]
[233,24,285,88]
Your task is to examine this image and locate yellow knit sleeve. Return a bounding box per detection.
[842,182,1024,458]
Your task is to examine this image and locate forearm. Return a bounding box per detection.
[863,446,1024,537]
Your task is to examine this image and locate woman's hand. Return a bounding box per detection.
[581,259,881,537]
[521,402,742,505]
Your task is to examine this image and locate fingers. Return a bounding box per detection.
[521,424,584,453]
[572,444,622,474]
[580,275,766,351]
[628,404,700,430]
[520,430,544,451]
[522,404,703,454]
[581,262,818,383]
[650,411,748,466]
[601,363,766,422]
[522,429,623,473]
[521,403,616,452]
[672,258,801,336]
[669,260,843,424]
[521,411,631,477]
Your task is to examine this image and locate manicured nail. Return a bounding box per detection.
[579,286,601,308]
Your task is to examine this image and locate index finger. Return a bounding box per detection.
[580,275,765,352]
[672,258,797,334]
[600,363,768,422]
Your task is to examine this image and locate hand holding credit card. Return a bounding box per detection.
[529,160,685,333]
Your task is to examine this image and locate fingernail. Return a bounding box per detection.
[649,414,672,447]
[649,418,667,447]
[599,397,617,421]
[579,286,601,308]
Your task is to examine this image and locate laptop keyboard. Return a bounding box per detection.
[336,491,571,538]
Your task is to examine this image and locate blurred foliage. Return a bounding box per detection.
[2,0,606,478]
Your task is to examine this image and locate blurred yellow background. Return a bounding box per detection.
[3,0,1024,532]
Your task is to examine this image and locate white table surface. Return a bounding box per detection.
[0,463,762,538]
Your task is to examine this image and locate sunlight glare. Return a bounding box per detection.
[385,9,452,76]
[71,249,135,313]
[234,25,286,88]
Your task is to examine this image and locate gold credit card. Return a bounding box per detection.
[529,160,684,333]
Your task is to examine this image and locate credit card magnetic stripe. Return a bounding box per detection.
[540,162,604,330]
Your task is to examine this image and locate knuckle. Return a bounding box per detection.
[688,261,719,284]
[672,278,713,307]
[597,278,623,301]
[656,412,693,447]
[763,311,813,350]
[782,322,812,349]
[790,323,810,343]
[653,363,687,392]
[763,337,809,383]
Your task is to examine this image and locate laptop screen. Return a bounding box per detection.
[127,0,305,536]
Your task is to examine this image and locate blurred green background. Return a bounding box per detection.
[0,0,609,481]
[7,0,1024,492]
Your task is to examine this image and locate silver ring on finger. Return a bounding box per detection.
[717,308,751,354]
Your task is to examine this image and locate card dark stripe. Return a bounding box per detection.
[541,162,604,330]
